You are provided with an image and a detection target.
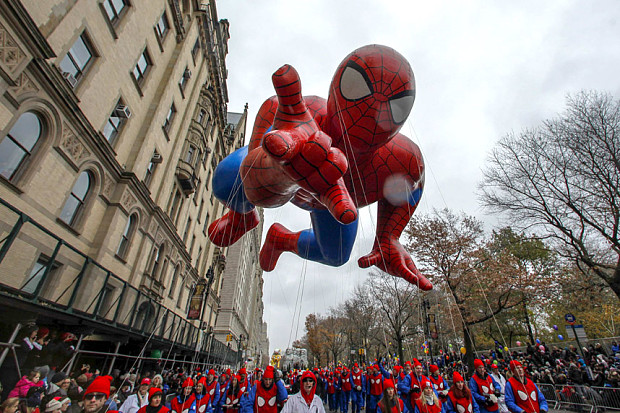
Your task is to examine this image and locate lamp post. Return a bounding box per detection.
[237,334,246,369]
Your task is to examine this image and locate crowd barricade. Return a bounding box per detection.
[535,383,620,412]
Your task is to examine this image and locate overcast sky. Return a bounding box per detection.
[216,0,620,356]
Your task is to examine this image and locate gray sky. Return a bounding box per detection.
[216,0,620,356]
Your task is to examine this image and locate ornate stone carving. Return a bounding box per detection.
[120,189,137,211]
[101,173,115,200]
[0,23,27,74]
[8,72,39,96]
[60,123,91,164]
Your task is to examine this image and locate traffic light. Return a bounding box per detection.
[226,334,232,342]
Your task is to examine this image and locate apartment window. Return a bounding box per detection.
[0,112,43,181]
[59,32,95,84]
[103,0,128,25]
[202,212,209,235]
[163,103,176,135]
[179,67,190,95]
[59,171,92,226]
[183,218,192,243]
[184,145,195,164]
[102,101,129,145]
[195,246,203,270]
[197,109,206,125]
[155,12,169,42]
[189,235,196,255]
[144,150,161,188]
[191,37,200,63]
[193,178,201,204]
[116,213,137,259]
[132,49,152,86]
[197,198,204,223]
[168,187,183,225]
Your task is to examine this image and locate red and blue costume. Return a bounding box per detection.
[208,45,431,290]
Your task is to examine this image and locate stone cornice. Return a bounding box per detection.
[1,0,55,59]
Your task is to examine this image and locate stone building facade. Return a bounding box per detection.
[0,0,266,374]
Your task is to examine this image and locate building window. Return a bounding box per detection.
[132,49,152,86]
[195,245,203,269]
[103,0,128,25]
[102,101,129,145]
[197,109,206,125]
[149,244,164,278]
[144,150,161,188]
[155,12,169,42]
[59,32,95,85]
[168,187,183,225]
[59,171,92,226]
[168,264,180,298]
[21,256,59,295]
[116,213,137,259]
[189,235,196,255]
[191,37,200,63]
[202,212,209,235]
[183,218,192,243]
[184,145,195,164]
[0,112,43,181]
[179,67,190,95]
[163,103,176,134]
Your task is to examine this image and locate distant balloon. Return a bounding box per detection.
[504,346,509,352]
[516,341,522,346]
[553,325,558,330]
[558,335,564,340]
[493,360,498,365]
[449,344,453,348]
[460,347,466,355]
[536,339,541,344]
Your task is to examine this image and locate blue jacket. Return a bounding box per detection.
[239,379,288,413]
[469,373,501,412]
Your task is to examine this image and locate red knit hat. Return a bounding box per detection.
[148,387,162,399]
[491,364,498,369]
[84,375,113,398]
[198,376,207,386]
[182,377,194,388]
[453,372,464,382]
[383,379,396,389]
[263,366,275,379]
[509,360,522,372]
[238,368,247,376]
[421,378,432,388]
[208,369,216,376]
[429,365,439,373]
[474,359,484,369]
[413,359,422,367]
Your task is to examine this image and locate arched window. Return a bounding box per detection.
[0,112,43,180]
[60,171,92,226]
[116,213,137,259]
[168,264,180,298]
[150,244,164,278]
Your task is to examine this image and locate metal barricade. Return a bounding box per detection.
[537,383,560,410]
[538,383,620,413]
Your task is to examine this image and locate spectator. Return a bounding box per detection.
[47,373,71,396]
[136,388,168,413]
[8,370,44,399]
[0,398,19,413]
[81,376,115,413]
[119,378,150,413]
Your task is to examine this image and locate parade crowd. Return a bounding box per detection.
[1,325,619,413]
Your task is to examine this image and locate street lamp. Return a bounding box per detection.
[237,334,246,369]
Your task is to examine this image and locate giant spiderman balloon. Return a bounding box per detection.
[208,44,432,290]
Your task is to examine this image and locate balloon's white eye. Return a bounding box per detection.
[389,91,415,124]
[340,64,372,101]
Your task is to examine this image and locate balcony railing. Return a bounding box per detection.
[0,197,235,363]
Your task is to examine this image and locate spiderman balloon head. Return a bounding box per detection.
[325,44,415,152]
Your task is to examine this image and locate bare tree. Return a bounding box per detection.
[479,91,620,299]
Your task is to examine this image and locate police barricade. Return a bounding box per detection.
[537,383,560,410]
[590,386,620,411]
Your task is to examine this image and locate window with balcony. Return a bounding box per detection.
[0,112,43,181]
[59,32,95,86]
[59,171,92,227]
[184,144,196,164]
[116,213,137,260]
[197,109,206,125]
